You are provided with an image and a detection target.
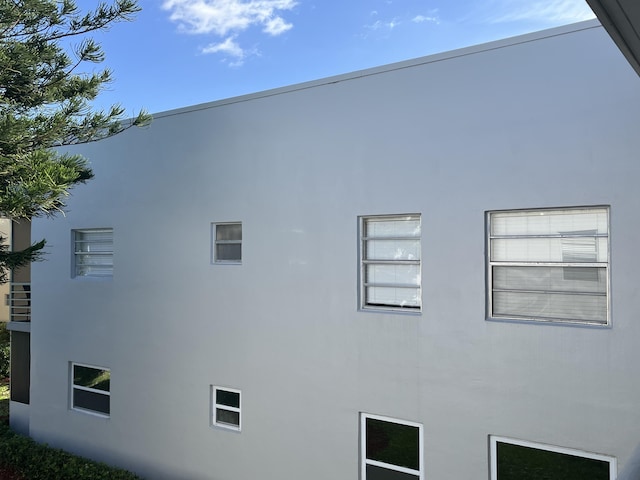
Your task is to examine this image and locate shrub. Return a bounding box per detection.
[0,423,142,479]
[0,323,9,379]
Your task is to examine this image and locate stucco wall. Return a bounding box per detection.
[29,21,640,479]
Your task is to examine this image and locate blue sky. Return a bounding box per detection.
[91,0,596,115]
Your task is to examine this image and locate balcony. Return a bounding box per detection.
[9,283,30,322]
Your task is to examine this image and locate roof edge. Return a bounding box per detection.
[154,19,603,120]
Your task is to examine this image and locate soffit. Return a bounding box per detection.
[586,0,640,75]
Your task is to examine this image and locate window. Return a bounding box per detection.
[361,414,423,479]
[71,363,110,416]
[211,386,241,431]
[212,223,242,263]
[360,215,421,311]
[73,229,114,277]
[490,436,616,480]
[487,207,609,325]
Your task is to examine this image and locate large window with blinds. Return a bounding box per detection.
[487,207,609,325]
[360,215,421,311]
[73,228,114,277]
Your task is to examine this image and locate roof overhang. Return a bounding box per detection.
[586,0,640,75]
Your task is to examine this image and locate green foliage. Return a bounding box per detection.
[0,421,143,479]
[0,0,151,280]
[0,324,9,379]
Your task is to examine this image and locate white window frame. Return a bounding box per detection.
[70,362,110,418]
[211,222,242,264]
[487,206,610,326]
[360,413,424,480]
[489,436,617,480]
[211,386,241,432]
[359,214,422,312]
[73,228,114,278]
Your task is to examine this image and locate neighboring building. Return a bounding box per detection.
[8,20,640,479]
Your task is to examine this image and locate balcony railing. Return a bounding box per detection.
[10,282,30,322]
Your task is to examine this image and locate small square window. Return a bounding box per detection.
[211,386,241,431]
[71,363,110,417]
[489,436,616,479]
[212,223,242,263]
[361,413,423,479]
[360,215,421,311]
[73,229,113,277]
[487,207,610,325]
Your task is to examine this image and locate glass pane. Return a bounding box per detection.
[496,442,611,480]
[366,264,420,287]
[365,218,420,238]
[76,265,114,277]
[366,418,420,470]
[365,239,420,261]
[493,290,607,323]
[76,253,113,266]
[491,209,608,236]
[491,237,607,263]
[366,286,420,309]
[74,365,110,391]
[73,389,110,415]
[216,224,242,241]
[493,266,606,294]
[216,408,240,427]
[366,464,419,480]
[216,244,241,261]
[75,230,113,253]
[216,389,240,408]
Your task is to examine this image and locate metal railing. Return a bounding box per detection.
[10,282,30,322]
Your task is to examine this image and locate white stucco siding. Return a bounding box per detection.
[28,21,640,479]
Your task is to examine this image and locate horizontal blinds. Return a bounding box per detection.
[363,216,421,309]
[489,208,609,324]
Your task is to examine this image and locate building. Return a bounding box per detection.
[7,20,640,479]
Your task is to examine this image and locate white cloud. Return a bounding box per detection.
[489,0,595,23]
[412,14,439,24]
[162,0,297,36]
[366,18,400,31]
[162,0,296,65]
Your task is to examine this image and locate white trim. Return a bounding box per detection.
[211,222,242,265]
[486,206,610,326]
[72,228,114,278]
[70,362,110,418]
[489,435,617,480]
[358,214,422,313]
[360,413,424,480]
[211,386,242,432]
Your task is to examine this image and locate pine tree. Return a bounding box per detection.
[0,0,151,283]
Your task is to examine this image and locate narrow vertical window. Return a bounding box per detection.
[71,363,110,417]
[360,215,421,311]
[487,207,609,325]
[212,223,242,263]
[212,386,241,431]
[490,436,616,480]
[361,413,423,479]
[73,229,114,277]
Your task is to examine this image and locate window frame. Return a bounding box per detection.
[489,435,617,480]
[360,413,424,480]
[486,206,610,326]
[70,362,110,418]
[72,228,114,278]
[211,222,242,264]
[211,386,241,432]
[359,214,422,312]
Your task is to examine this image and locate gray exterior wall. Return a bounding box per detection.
[28,21,640,479]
